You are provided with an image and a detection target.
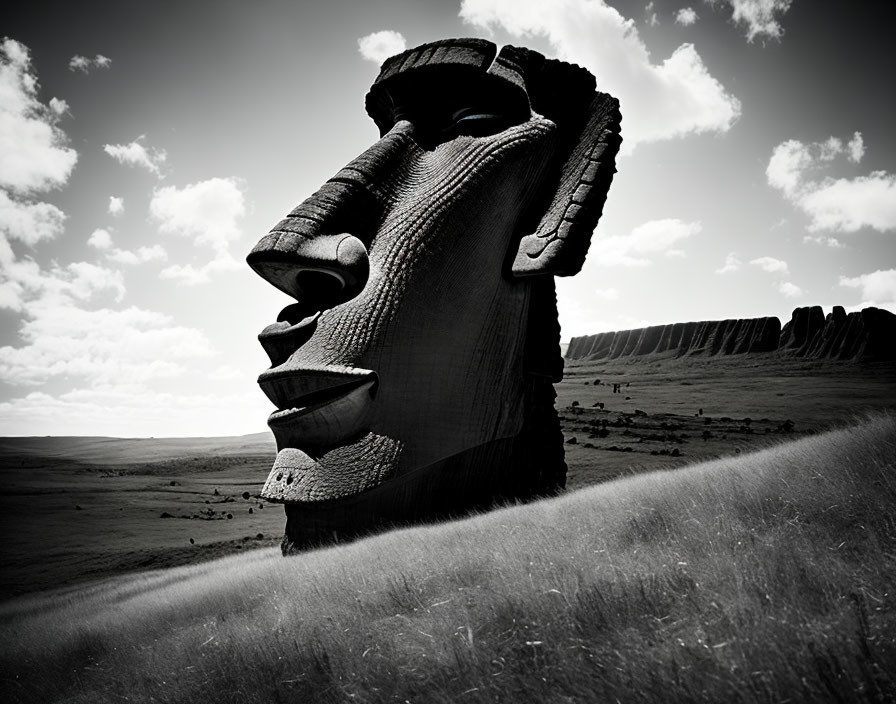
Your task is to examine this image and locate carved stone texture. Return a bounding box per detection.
[247,39,622,553]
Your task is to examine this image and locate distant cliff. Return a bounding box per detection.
[566,317,780,360]
[779,305,896,360]
[566,306,896,362]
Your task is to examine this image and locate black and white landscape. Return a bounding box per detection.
[2,1,895,702]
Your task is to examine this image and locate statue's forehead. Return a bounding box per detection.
[372,38,502,86]
[364,39,543,133]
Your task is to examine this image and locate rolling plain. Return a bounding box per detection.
[1,353,893,601]
[0,359,893,702]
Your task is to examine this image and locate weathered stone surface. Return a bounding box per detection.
[247,39,621,552]
[566,316,781,360]
[566,306,896,362]
[779,305,826,351]
[786,305,896,360]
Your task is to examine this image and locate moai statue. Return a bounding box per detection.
[248,39,621,553]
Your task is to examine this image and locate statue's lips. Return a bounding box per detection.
[257,310,320,366]
[258,366,377,448]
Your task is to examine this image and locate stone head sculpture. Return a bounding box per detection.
[248,39,621,553]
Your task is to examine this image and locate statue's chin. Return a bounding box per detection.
[275,434,537,554]
[260,432,402,503]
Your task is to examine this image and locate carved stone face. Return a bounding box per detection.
[248,39,620,550]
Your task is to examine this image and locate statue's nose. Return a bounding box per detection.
[247,224,369,306]
[248,125,416,308]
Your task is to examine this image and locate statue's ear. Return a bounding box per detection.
[510,65,621,278]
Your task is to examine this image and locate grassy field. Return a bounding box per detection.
[0,444,282,599]
[558,355,896,487]
[1,412,894,702]
[0,355,893,600]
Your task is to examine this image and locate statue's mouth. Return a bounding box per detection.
[257,307,320,366]
[258,366,378,448]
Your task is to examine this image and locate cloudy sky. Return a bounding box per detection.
[2,0,893,437]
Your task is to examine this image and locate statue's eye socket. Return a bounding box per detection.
[390,101,521,148]
[437,107,512,139]
[453,112,509,137]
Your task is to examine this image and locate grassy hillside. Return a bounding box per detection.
[2,413,894,702]
[3,356,892,600]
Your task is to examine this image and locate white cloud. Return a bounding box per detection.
[159,252,240,285]
[48,97,68,115]
[839,269,896,307]
[1,202,123,313]
[0,305,212,387]
[766,139,811,198]
[87,227,113,250]
[750,256,788,274]
[68,55,90,72]
[594,218,701,266]
[87,227,167,264]
[53,261,126,303]
[1,37,29,65]
[136,245,168,263]
[103,136,167,176]
[746,253,800,296]
[593,287,619,300]
[802,235,843,248]
[707,0,793,42]
[459,0,740,152]
[767,133,896,233]
[0,386,268,437]
[847,132,864,163]
[108,196,124,216]
[68,53,111,73]
[0,190,66,246]
[818,136,843,161]
[358,31,407,64]
[0,257,126,312]
[675,7,698,25]
[208,364,241,381]
[106,244,167,265]
[1,215,216,427]
[715,251,741,274]
[645,2,659,26]
[150,177,245,251]
[0,38,78,194]
[798,174,896,233]
[68,55,89,72]
[778,281,803,298]
[0,39,73,307]
[0,276,20,310]
[149,177,245,284]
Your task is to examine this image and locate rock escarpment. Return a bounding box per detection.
[566,306,896,362]
[566,316,780,360]
[780,305,896,360]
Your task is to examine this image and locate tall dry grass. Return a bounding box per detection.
[2,413,894,703]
